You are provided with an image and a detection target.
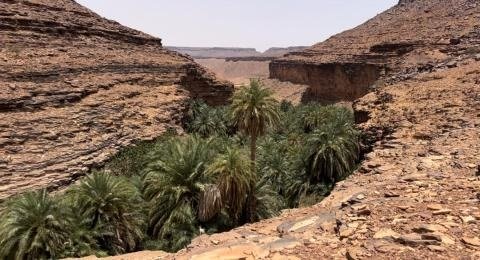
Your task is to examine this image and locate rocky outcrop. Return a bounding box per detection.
[0,0,233,199]
[270,0,480,102]
[270,62,380,102]
[166,31,480,260]
[195,59,308,103]
[145,0,480,259]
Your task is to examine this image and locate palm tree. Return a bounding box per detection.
[189,106,228,137]
[256,137,291,193]
[67,172,144,254]
[0,190,70,260]
[230,79,280,167]
[60,202,99,258]
[143,135,217,251]
[301,104,355,133]
[207,148,256,223]
[185,100,229,137]
[253,180,285,221]
[306,122,359,185]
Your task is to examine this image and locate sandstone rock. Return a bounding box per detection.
[395,233,441,246]
[0,0,233,199]
[277,212,336,234]
[189,243,270,260]
[446,61,458,68]
[346,247,366,260]
[402,174,427,182]
[427,245,446,252]
[356,194,366,200]
[339,226,357,239]
[420,233,455,245]
[412,224,448,234]
[427,204,443,211]
[373,241,408,254]
[384,191,400,198]
[263,237,302,252]
[397,205,411,211]
[432,209,452,216]
[373,229,400,240]
[462,237,480,247]
[270,253,300,260]
[460,215,476,224]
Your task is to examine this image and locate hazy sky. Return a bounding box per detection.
[77,0,397,51]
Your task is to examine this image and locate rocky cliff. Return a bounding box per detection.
[158,0,479,259]
[0,0,233,199]
[270,0,480,102]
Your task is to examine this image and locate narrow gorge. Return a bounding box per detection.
[0,0,479,259]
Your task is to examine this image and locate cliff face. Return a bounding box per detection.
[270,0,480,101]
[271,62,380,102]
[0,0,233,199]
[156,0,479,259]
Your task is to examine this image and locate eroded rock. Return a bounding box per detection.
[0,0,233,199]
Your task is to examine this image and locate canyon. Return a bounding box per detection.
[102,0,478,259]
[1,0,479,259]
[271,0,480,103]
[169,47,311,104]
[0,0,233,200]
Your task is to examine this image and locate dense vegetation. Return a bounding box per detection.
[0,80,360,259]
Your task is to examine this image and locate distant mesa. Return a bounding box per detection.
[166,46,308,60]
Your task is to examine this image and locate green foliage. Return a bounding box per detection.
[207,148,256,222]
[66,172,145,255]
[185,100,230,137]
[230,79,281,221]
[231,79,280,141]
[259,103,360,206]
[0,190,70,260]
[253,180,285,221]
[280,99,294,112]
[60,203,99,258]
[143,135,216,251]
[104,141,155,177]
[0,98,360,257]
[104,134,175,177]
[306,119,359,185]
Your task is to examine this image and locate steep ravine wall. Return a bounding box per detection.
[269,61,381,102]
[270,0,480,103]
[0,0,233,200]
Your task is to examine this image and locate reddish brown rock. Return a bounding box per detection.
[0,0,233,199]
[165,0,480,259]
[270,0,480,102]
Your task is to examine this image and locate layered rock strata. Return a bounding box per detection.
[0,0,233,199]
[271,0,480,102]
[160,0,480,258]
[168,22,480,260]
